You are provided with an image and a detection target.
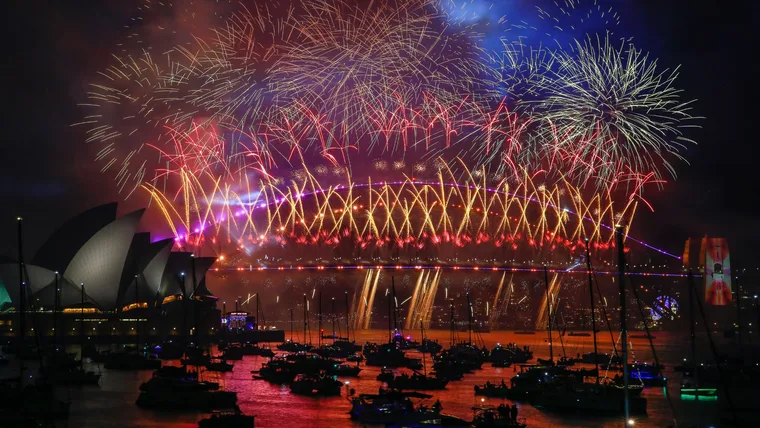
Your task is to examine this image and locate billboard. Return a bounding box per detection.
[705,238,731,306]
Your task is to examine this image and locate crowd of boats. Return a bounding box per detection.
[3,237,760,427]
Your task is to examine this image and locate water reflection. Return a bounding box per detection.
[16,330,721,427]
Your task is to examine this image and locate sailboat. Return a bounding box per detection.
[316,294,361,358]
[137,260,237,411]
[530,235,647,415]
[433,294,487,375]
[44,280,101,385]
[277,295,313,352]
[364,280,420,369]
[387,324,448,390]
[0,218,71,423]
[679,271,718,399]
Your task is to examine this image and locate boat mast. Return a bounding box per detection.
[318,290,322,347]
[421,322,426,376]
[449,304,455,346]
[543,266,553,363]
[344,292,351,342]
[17,217,25,390]
[392,277,398,334]
[615,225,630,423]
[190,254,198,346]
[53,272,59,359]
[387,286,392,343]
[180,273,187,345]
[735,277,741,346]
[81,282,86,371]
[331,298,336,342]
[134,270,140,353]
[688,271,699,392]
[585,240,599,384]
[290,308,294,342]
[467,292,473,345]
[256,293,260,332]
[303,293,307,345]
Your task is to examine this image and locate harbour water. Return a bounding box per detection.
[3,330,727,427]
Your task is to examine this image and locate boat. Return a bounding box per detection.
[386,413,470,427]
[152,365,198,380]
[136,389,238,411]
[221,344,245,360]
[474,381,523,399]
[206,359,234,372]
[154,341,185,360]
[346,353,364,363]
[2,223,70,423]
[491,361,512,368]
[679,382,718,399]
[377,368,395,382]
[104,352,162,370]
[530,381,647,414]
[349,390,431,423]
[198,410,255,428]
[241,344,275,358]
[181,353,212,366]
[489,343,532,364]
[365,343,416,368]
[567,332,591,337]
[326,363,361,377]
[431,369,464,381]
[254,360,298,384]
[314,344,353,359]
[417,338,443,355]
[392,331,421,350]
[283,352,340,372]
[140,376,220,392]
[386,372,448,390]
[0,382,72,422]
[43,283,102,386]
[627,362,666,386]
[277,340,312,353]
[289,374,343,396]
[434,343,486,372]
[471,405,527,428]
[45,367,101,386]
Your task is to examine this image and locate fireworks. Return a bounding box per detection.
[143,162,641,258]
[75,0,700,258]
[525,35,698,186]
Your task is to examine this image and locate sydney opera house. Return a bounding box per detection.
[0,203,220,342]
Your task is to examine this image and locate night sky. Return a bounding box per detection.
[2,0,756,266]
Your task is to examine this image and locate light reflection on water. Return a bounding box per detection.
[16,330,721,427]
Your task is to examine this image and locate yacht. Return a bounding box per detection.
[206,359,234,372]
[103,352,161,370]
[387,372,448,390]
[289,374,343,396]
[326,363,361,377]
[198,410,255,428]
[471,405,527,428]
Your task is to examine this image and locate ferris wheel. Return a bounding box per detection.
[649,295,679,321]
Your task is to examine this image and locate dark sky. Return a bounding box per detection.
[1,0,756,265]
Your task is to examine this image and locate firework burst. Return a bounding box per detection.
[526,35,698,185]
